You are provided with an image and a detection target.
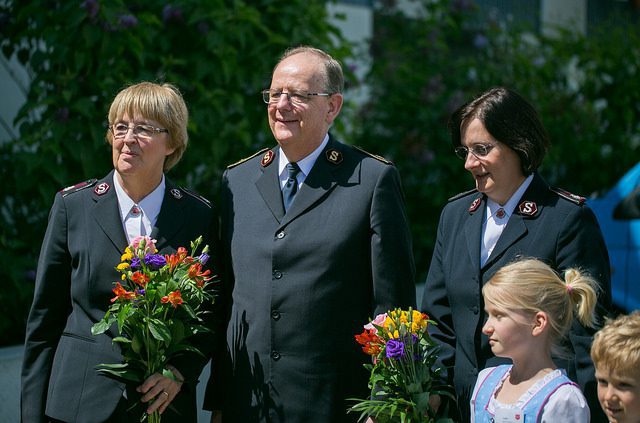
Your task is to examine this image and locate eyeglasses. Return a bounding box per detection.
[261,89,332,106]
[109,123,168,139]
[454,143,496,160]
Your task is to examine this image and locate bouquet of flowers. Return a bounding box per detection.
[91,235,215,423]
[349,308,454,423]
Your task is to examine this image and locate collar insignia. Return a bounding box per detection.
[170,188,183,199]
[325,149,343,165]
[261,150,275,167]
[94,182,110,196]
[469,197,482,213]
[518,200,538,216]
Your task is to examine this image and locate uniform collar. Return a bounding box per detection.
[278,133,330,184]
[113,172,166,227]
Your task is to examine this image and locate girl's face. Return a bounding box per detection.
[482,301,536,359]
[596,366,640,423]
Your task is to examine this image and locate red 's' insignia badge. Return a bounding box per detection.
[94,182,110,196]
[261,150,275,167]
[469,197,481,213]
[518,201,538,216]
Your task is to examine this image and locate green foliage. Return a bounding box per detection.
[352,0,640,281]
[0,0,350,346]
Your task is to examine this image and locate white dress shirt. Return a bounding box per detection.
[278,134,329,191]
[480,174,534,266]
[114,173,165,243]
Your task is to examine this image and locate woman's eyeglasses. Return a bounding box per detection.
[109,123,168,139]
[454,144,495,160]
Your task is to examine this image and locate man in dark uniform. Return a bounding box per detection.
[204,46,416,422]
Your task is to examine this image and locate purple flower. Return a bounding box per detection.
[118,14,138,29]
[473,33,489,50]
[130,257,141,269]
[162,4,183,24]
[144,254,167,269]
[81,0,99,19]
[385,339,405,359]
[198,253,209,265]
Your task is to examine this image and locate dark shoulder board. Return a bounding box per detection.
[227,148,270,169]
[549,186,586,205]
[59,179,97,197]
[448,188,478,202]
[352,145,393,165]
[180,187,212,208]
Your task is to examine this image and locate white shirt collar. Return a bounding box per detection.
[113,172,166,228]
[485,174,534,221]
[278,133,329,187]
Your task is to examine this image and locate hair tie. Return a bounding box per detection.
[566,284,573,295]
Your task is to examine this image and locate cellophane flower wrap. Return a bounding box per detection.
[349,308,454,423]
[91,235,214,422]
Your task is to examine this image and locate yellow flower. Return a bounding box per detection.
[121,248,133,262]
[117,262,130,271]
[121,274,126,280]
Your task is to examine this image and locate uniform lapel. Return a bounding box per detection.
[484,173,546,268]
[92,171,128,253]
[152,178,186,251]
[464,194,485,271]
[280,139,356,227]
[255,147,285,222]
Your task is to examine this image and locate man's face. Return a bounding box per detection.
[267,52,342,156]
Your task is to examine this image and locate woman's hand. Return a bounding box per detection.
[137,365,185,415]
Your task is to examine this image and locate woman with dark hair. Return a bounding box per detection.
[421,87,611,421]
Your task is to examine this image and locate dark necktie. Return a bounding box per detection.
[282,162,301,212]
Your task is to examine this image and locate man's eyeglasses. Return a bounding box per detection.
[262,89,332,106]
[109,123,168,139]
[454,144,495,160]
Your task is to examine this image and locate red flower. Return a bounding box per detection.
[161,290,183,308]
[131,271,150,287]
[355,329,383,355]
[188,262,211,288]
[111,282,136,303]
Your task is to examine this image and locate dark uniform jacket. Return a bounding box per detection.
[421,172,611,422]
[205,136,416,422]
[21,170,218,423]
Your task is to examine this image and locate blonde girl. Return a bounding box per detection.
[471,258,599,422]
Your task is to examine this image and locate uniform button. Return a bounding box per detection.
[471,306,479,315]
[271,351,281,361]
[273,270,283,279]
[271,311,281,320]
[276,231,285,239]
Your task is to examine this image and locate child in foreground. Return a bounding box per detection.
[470,258,599,422]
[591,311,640,423]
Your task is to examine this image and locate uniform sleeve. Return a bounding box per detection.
[541,384,590,423]
[370,164,416,314]
[21,193,72,423]
[421,207,456,385]
[555,204,611,422]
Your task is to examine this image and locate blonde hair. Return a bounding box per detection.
[483,258,599,355]
[106,81,189,171]
[591,311,640,375]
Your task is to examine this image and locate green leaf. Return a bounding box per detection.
[148,318,172,343]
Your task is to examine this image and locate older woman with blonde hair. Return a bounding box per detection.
[21,82,218,422]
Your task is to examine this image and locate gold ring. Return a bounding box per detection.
[162,391,169,398]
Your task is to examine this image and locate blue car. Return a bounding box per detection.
[588,162,640,312]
